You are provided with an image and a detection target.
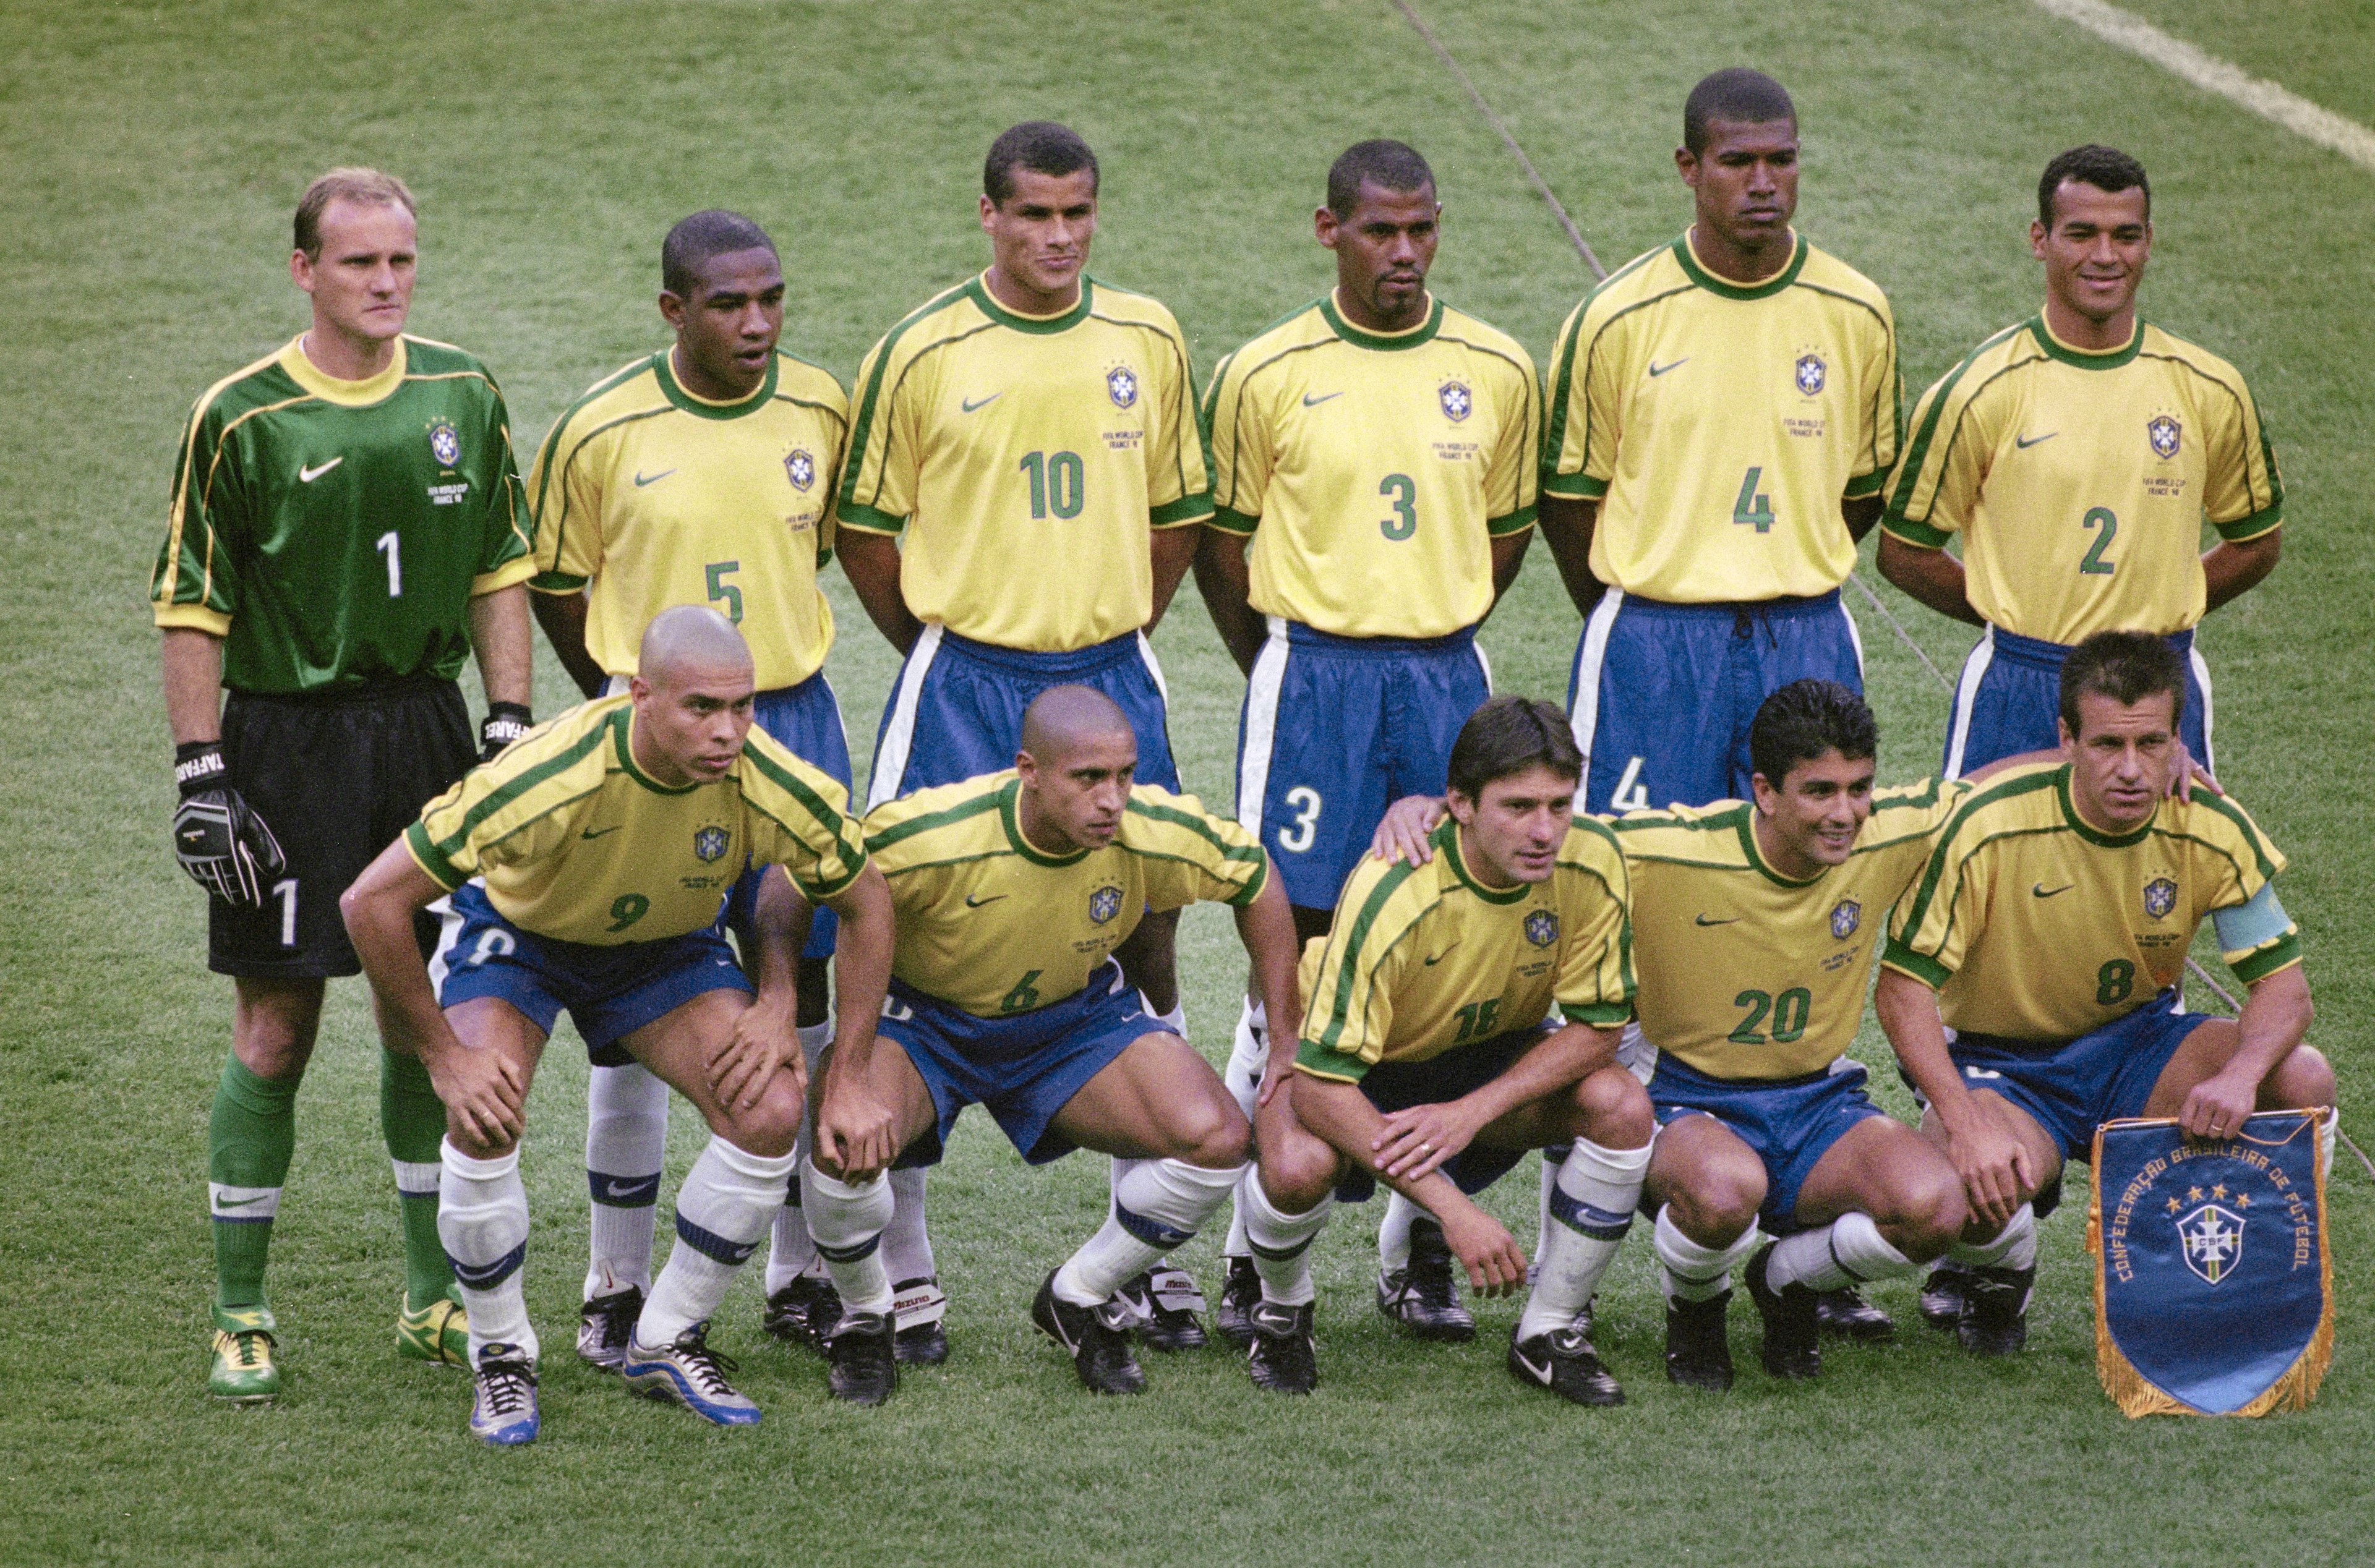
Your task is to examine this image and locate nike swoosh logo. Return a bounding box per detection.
[961,393,1001,413]
[1648,359,1688,378]
[1301,391,1343,407]
[580,826,622,840]
[216,1195,270,1209]
[298,458,343,482]
[1513,1348,1555,1384]
[2032,882,2074,898]
[633,469,675,487]
[1422,952,1449,966]
[964,893,1008,908]
[2014,432,2057,450]
[182,829,208,842]
[1694,913,1739,926]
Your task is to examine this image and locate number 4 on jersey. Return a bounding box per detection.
[1732,467,1775,534]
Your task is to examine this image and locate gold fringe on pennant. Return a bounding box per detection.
[2090,1109,2335,1418]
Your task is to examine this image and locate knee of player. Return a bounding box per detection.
[717,1078,805,1159]
[1257,1133,1341,1212]
[1892,1170,1969,1253]
[445,1118,518,1163]
[2269,1044,2335,1109]
[1169,1094,1252,1168]
[1570,1065,1655,1148]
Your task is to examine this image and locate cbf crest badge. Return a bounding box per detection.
[784,449,816,492]
[1439,380,1473,422]
[1829,898,1861,940]
[2148,414,2182,459]
[1088,885,1124,924]
[2142,877,2178,920]
[2089,1110,2332,1417]
[1523,910,1559,948]
[1106,366,1139,410]
[427,418,461,469]
[694,826,730,863]
[1794,354,1827,396]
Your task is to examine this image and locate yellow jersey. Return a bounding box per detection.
[837,275,1210,652]
[1542,231,1901,603]
[1614,782,1965,1080]
[405,695,868,945]
[1882,762,2298,1042]
[1201,292,1539,639]
[1295,818,1633,1083]
[526,348,847,691]
[865,772,1267,1016]
[1880,316,2283,641]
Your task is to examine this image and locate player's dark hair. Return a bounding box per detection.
[2037,144,2150,226]
[1749,680,1878,788]
[1447,697,1583,799]
[294,167,415,260]
[2059,631,2185,735]
[661,210,777,299]
[1683,68,1795,155]
[985,121,1099,206]
[1326,139,1435,218]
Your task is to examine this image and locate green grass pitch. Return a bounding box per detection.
[2,1,2371,1561]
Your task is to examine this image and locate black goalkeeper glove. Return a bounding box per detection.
[479,702,534,763]
[173,741,286,908]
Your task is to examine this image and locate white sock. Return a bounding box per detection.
[638,1137,797,1346]
[390,1157,440,1202]
[800,1158,895,1314]
[1948,1203,2038,1271]
[1519,1138,1650,1340]
[2322,1108,2338,1183]
[883,1165,936,1287]
[1766,1212,1914,1293]
[1378,1189,1422,1272]
[1534,1143,1572,1267]
[439,1139,536,1365]
[1238,1168,1331,1307]
[1055,1158,1242,1306]
[1220,999,1269,1258]
[583,1061,667,1300]
[762,1022,837,1292]
[1653,1204,1760,1303]
[1153,1000,1188,1039]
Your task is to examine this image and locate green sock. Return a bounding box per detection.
[381,1048,455,1312]
[209,1055,298,1316]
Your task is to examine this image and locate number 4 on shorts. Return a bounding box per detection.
[1608,757,1650,812]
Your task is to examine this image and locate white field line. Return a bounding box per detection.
[2032,0,2375,171]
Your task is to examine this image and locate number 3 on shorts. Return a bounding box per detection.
[1275,785,1322,854]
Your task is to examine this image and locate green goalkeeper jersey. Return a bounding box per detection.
[150,333,535,693]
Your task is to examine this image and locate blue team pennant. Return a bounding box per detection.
[2089,1110,2333,1417]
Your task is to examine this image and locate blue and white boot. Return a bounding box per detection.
[468,1344,540,1447]
[623,1322,761,1426]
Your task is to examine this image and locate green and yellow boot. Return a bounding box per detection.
[396,1295,471,1368]
[209,1305,280,1404]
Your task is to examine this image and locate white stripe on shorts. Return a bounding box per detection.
[1235,616,1290,835]
[1943,626,1996,779]
[1568,590,1625,801]
[425,893,461,999]
[1134,631,1172,706]
[2188,642,2216,776]
[1839,595,1865,681]
[868,623,944,810]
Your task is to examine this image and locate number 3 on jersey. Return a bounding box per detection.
[1379,474,1416,540]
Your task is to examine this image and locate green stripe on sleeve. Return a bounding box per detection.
[836,501,906,536]
[1540,471,1609,500]
[1293,1039,1372,1083]
[1880,939,1949,989]
[1879,514,1952,548]
[1842,469,1886,500]
[531,571,588,593]
[1209,505,1259,535]
[1150,492,1212,526]
[404,820,464,891]
[1227,853,1268,907]
[1560,1000,1632,1027]
[2212,501,2281,542]
[1314,863,1419,1052]
[2228,931,2302,985]
[1486,503,1537,535]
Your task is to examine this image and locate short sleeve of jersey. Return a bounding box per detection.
[2199,375,2285,542]
[837,330,923,535]
[526,399,609,592]
[1123,788,1269,910]
[1143,310,1212,527]
[152,393,243,634]
[1539,293,1620,501]
[737,731,870,901]
[1552,820,1635,1024]
[473,378,536,595]
[1880,819,1979,989]
[1201,346,1271,534]
[1880,362,1992,548]
[1486,356,1544,532]
[1845,297,1904,498]
[404,746,554,891]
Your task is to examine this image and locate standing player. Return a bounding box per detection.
[1877,633,2328,1355]
[1877,145,2283,777]
[1536,67,1901,1336]
[797,688,1299,1404]
[836,121,1213,1340]
[1244,698,1649,1403]
[521,211,908,1366]
[152,169,536,1403]
[1195,140,1539,1339]
[340,608,894,1444]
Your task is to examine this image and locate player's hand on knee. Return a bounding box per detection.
[434,1048,526,1147]
[1372,1102,1474,1182]
[477,702,534,765]
[818,1088,898,1182]
[2178,1068,2256,1143]
[1947,1106,2032,1229]
[710,997,795,1110]
[1369,795,1447,866]
[172,744,286,908]
[1439,1205,1526,1297]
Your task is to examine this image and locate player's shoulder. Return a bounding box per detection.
[1084,276,1186,337]
[1215,298,1336,388]
[547,352,668,441]
[1908,318,2045,419]
[1121,783,1252,847]
[863,770,1016,862]
[1555,812,1627,879]
[860,277,984,367]
[1607,799,1753,864]
[770,349,850,414]
[1860,775,1972,841]
[1434,302,1535,377]
[2136,321,2254,398]
[1332,846,1444,953]
[1567,241,1692,333]
[2160,788,2284,878]
[460,697,622,801]
[1791,239,1892,318]
[398,333,496,378]
[185,339,309,430]
[1932,761,2068,848]
[737,726,855,819]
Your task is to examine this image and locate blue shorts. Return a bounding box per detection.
[1332,1026,1552,1203]
[867,626,1178,807]
[1235,618,1491,910]
[1950,989,2205,1161]
[1646,1052,1883,1230]
[429,881,751,1068]
[879,961,1155,1167]
[1567,590,1864,815]
[1944,624,2213,778]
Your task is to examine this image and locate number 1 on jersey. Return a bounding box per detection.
[375,531,401,596]
[1732,468,1774,534]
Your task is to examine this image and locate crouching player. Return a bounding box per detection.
[799,686,1301,1402]
[341,607,893,1443]
[1878,631,2330,1355]
[1244,698,1651,1404]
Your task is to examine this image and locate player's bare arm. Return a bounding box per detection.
[1535,494,1604,617]
[1371,1021,1618,1182]
[2163,965,2315,1140]
[708,862,808,1113]
[1147,524,1199,631]
[1192,527,1266,674]
[1875,969,2032,1228]
[2204,527,2282,612]
[1841,493,1885,543]
[1235,861,1302,1104]
[1486,529,1532,611]
[529,590,608,698]
[467,583,534,710]
[837,530,922,655]
[1875,532,1982,626]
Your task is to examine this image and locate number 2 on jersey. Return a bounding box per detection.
[1379,474,1417,540]
[2079,506,2118,576]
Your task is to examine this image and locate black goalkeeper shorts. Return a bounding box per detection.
[209,675,474,979]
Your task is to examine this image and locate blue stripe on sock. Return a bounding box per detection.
[815,1234,881,1264]
[672,1212,761,1266]
[1247,1235,1316,1263]
[1115,1202,1196,1249]
[1549,1186,1633,1242]
[448,1242,527,1290]
[588,1170,661,1206]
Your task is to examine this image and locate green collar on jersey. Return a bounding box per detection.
[1672,229,1808,301]
[1734,804,1826,889]
[610,708,703,795]
[1440,820,1530,905]
[2028,313,2145,370]
[1320,291,1442,351]
[967,273,1094,335]
[998,778,1092,866]
[2056,765,2156,848]
[653,347,778,420]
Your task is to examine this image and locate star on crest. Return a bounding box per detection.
[2236,1193,2253,1208]
[2165,1196,2182,1214]
[2210,1183,2228,1199]
[2186,1186,2204,1203]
